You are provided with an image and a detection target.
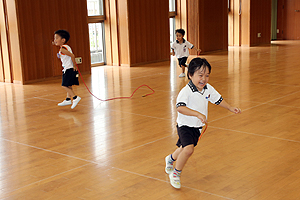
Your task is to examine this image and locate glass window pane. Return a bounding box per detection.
[87,0,104,16]
[170,17,175,46]
[89,23,105,64]
[169,0,175,12]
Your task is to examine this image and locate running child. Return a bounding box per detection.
[165,57,241,189]
[171,29,201,78]
[53,30,81,109]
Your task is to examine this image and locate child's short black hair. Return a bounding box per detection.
[188,58,212,80]
[54,29,70,43]
[175,29,185,36]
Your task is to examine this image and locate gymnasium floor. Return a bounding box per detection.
[1,40,300,199]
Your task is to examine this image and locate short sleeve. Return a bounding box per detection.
[186,41,194,49]
[171,42,175,50]
[176,87,189,108]
[207,84,223,105]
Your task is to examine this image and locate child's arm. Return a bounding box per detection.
[177,106,207,123]
[60,48,77,71]
[193,46,201,55]
[219,100,241,114]
[172,49,175,56]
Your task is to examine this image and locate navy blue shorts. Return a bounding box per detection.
[176,125,202,148]
[62,68,79,87]
[178,57,188,67]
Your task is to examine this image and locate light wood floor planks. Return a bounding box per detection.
[1,40,300,199]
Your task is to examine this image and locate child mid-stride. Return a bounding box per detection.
[171,29,201,78]
[53,30,81,109]
[165,57,241,189]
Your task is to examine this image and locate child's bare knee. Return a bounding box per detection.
[183,145,194,157]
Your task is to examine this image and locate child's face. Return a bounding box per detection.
[53,34,65,46]
[176,33,184,42]
[189,66,210,91]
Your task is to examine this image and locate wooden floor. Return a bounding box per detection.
[1,40,300,200]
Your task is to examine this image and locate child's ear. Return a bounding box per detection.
[62,38,66,44]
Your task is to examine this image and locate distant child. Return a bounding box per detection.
[53,30,81,109]
[165,57,241,189]
[171,29,201,78]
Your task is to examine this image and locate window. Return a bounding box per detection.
[87,0,105,65]
[87,0,104,16]
[170,18,175,45]
[169,0,176,12]
[89,23,105,64]
[169,0,176,51]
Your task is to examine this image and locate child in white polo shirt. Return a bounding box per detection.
[171,29,201,78]
[165,57,241,189]
[53,30,81,109]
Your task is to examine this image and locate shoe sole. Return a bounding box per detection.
[169,173,181,189]
[58,103,72,106]
[165,156,173,174]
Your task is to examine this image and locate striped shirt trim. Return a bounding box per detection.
[176,102,187,108]
[215,96,223,105]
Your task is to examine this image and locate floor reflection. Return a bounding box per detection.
[90,66,132,161]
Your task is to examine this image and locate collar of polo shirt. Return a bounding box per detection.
[176,38,186,43]
[188,80,208,94]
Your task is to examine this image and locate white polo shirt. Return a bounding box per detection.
[171,39,194,58]
[58,45,74,72]
[176,81,223,127]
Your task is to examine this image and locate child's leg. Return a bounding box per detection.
[181,65,185,74]
[168,145,194,189]
[165,146,182,174]
[62,86,75,97]
[58,86,74,106]
[174,144,194,171]
[171,146,183,160]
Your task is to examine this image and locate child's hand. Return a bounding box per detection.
[230,107,241,114]
[197,49,201,55]
[197,113,207,123]
[73,66,78,71]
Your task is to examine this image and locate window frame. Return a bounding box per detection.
[169,0,176,53]
[87,0,106,66]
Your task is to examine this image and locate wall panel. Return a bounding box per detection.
[187,0,228,53]
[127,0,169,66]
[6,0,22,83]
[117,0,129,66]
[15,0,90,83]
[0,0,12,83]
[283,0,300,40]
[249,0,272,45]
[277,0,284,39]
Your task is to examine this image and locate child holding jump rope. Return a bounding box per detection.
[165,57,241,189]
[53,29,81,109]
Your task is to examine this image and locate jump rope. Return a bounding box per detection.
[75,63,154,101]
[59,46,207,139]
[194,49,208,140]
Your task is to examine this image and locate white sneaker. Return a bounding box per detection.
[58,100,72,106]
[179,73,185,78]
[71,96,81,109]
[165,155,174,174]
[169,171,181,189]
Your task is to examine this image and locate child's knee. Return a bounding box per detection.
[183,145,194,157]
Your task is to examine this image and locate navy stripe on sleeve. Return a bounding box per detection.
[176,102,186,108]
[215,96,223,105]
